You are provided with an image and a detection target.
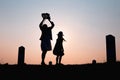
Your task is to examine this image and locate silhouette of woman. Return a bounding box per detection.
[39,13,54,65]
[53,31,65,65]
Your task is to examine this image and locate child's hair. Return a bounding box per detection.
[57,31,66,41]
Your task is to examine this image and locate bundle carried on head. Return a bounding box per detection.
[41,13,50,20]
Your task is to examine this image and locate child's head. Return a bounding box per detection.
[57,31,66,41]
[57,31,64,37]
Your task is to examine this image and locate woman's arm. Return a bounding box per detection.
[49,20,54,29]
[39,19,45,29]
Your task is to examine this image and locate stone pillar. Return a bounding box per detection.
[106,35,116,63]
[18,46,25,65]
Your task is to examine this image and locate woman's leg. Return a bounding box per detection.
[41,50,47,65]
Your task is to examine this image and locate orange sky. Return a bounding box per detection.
[0,0,120,65]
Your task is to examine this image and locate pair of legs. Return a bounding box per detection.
[41,50,47,65]
[56,55,62,65]
[41,39,51,65]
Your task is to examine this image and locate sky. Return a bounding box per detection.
[0,0,120,65]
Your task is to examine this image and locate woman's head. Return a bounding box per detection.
[43,24,48,28]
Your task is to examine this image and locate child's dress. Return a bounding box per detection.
[53,38,64,56]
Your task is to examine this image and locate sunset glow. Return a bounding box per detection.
[0,0,120,65]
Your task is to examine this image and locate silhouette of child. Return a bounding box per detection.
[53,31,65,65]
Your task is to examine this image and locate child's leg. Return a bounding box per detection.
[59,56,62,64]
[56,55,59,64]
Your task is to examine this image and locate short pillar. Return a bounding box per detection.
[18,46,25,65]
[106,35,116,63]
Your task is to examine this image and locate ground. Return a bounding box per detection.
[0,62,120,80]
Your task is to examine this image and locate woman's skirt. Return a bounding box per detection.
[41,39,52,51]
